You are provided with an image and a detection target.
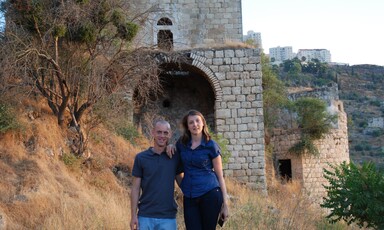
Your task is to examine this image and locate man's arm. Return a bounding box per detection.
[130,176,141,230]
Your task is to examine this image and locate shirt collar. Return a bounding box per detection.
[149,147,165,155]
[187,139,207,148]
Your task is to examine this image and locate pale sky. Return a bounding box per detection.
[242,0,384,66]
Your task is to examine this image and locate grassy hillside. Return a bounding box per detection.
[0,96,357,229]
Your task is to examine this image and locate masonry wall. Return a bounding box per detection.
[270,100,350,205]
[180,48,267,190]
[132,0,243,49]
[131,47,267,191]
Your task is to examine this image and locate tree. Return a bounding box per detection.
[321,162,384,229]
[289,97,337,155]
[0,0,161,155]
[261,53,288,145]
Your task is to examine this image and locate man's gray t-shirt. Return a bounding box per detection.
[132,147,182,218]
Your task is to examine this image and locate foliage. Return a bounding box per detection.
[61,152,80,167]
[289,97,337,155]
[0,103,19,133]
[0,0,161,155]
[210,130,230,166]
[321,162,384,229]
[116,124,140,145]
[289,135,319,156]
[261,53,289,131]
[279,58,333,87]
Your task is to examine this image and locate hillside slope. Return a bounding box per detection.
[0,98,356,229]
[0,98,142,229]
[336,65,384,168]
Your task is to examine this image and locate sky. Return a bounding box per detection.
[242,0,384,66]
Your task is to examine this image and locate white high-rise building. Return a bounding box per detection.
[297,49,331,63]
[243,30,262,48]
[269,46,294,64]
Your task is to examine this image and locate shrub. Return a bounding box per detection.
[289,97,337,155]
[369,100,381,107]
[116,124,140,144]
[0,103,19,134]
[322,162,384,229]
[61,153,79,167]
[354,144,364,151]
[210,131,231,166]
[371,129,383,137]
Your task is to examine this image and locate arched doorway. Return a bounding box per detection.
[133,63,215,141]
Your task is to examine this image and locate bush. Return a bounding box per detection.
[210,131,231,166]
[289,97,337,155]
[116,124,140,144]
[371,129,383,137]
[322,162,384,229]
[369,100,381,107]
[0,103,19,134]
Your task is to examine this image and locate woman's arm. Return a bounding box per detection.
[212,156,229,222]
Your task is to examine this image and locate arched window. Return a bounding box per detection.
[157,17,173,26]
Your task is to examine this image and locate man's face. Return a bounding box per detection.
[152,123,171,148]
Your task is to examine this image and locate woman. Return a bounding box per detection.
[175,110,229,230]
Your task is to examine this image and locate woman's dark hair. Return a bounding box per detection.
[180,110,211,145]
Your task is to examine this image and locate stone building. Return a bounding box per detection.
[129,0,267,191]
[268,86,350,205]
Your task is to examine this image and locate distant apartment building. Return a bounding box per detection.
[243,30,262,48]
[297,49,331,63]
[269,46,294,64]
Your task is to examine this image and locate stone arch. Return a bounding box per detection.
[132,52,222,139]
[157,17,173,25]
[160,52,223,102]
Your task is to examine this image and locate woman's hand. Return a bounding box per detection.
[220,202,229,222]
[166,144,176,158]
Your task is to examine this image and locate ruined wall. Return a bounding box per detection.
[132,0,243,49]
[131,47,267,191]
[270,100,350,205]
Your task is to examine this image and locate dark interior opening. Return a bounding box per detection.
[158,30,173,51]
[278,159,292,181]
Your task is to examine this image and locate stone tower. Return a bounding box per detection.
[128,0,267,191]
[132,0,243,49]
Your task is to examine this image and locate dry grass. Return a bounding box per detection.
[0,98,356,230]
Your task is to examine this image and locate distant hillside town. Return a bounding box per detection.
[244,30,342,65]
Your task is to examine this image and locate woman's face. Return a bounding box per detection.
[187,115,204,136]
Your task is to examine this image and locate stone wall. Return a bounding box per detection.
[270,100,350,205]
[131,48,267,191]
[132,0,243,49]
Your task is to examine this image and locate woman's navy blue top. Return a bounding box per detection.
[176,139,221,198]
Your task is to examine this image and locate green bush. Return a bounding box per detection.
[354,144,364,151]
[371,129,383,137]
[61,153,79,166]
[321,162,384,229]
[210,131,231,167]
[0,103,19,134]
[289,97,337,155]
[116,124,140,144]
[369,100,381,107]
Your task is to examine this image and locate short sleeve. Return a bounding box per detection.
[132,154,143,177]
[209,140,221,159]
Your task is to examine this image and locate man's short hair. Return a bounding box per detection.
[153,120,171,130]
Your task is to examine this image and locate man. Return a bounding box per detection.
[130,120,183,230]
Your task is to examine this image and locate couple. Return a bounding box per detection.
[130,110,229,230]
